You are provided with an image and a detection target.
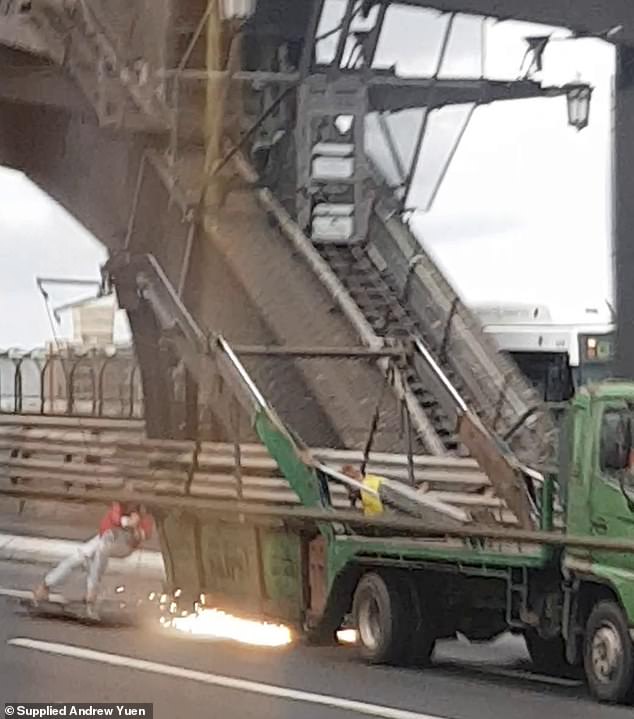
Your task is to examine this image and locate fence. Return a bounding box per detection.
[0,0,29,16]
[0,350,144,418]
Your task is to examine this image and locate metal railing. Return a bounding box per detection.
[0,350,144,418]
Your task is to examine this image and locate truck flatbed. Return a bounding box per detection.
[333,534,551,569]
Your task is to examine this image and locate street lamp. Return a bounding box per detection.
[566,83,593,131]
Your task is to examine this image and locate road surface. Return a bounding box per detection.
[0,561,631,719]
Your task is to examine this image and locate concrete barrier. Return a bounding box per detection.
[0,532,165,579]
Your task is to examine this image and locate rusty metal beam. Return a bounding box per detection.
[0,63,89,111]
[161,68,574,112]
[368,77,577,112]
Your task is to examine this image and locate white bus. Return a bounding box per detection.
[473,303,615,402]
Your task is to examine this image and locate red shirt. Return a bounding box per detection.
[99,502,154,543]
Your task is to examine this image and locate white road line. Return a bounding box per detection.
[9,638,445,719]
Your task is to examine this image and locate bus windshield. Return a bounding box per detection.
[508,331,615,402]
[511,351,574,402]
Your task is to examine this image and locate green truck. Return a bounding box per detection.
[111,255,634,706]
[157,371,634,706]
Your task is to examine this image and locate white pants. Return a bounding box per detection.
[44,529,135,596]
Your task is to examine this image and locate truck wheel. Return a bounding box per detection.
[525,629,575,678]
[584,601,634,704]
[352,572,407,664]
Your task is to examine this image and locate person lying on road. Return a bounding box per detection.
[33,501,154,613]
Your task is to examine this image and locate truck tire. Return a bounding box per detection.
[584,601,634,704]
[525,629,575,678]
[352,572,408,665]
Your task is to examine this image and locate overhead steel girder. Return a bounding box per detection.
[366,76,573,112]
[391,0,634,46]
[0,62,90,112]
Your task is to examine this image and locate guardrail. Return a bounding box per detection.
[0,351,144,418]
[0,414,522,527]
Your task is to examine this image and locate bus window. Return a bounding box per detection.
[511,351,574,402]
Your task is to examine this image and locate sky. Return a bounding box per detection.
[0,8,617,348]
[0,169,130,349]
[413,23,615,319]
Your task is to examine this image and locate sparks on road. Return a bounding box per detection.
[166,606,292,647]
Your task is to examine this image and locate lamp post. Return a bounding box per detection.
[522,35,593,131]
[566,83,593,131]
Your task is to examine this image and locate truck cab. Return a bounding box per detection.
[323,381,634,705]
[543,382,633,701]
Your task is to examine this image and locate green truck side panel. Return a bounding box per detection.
[200,521,261,606]
[325,536,550,592]
[255,410,334,547]
[260,530,304,623]
[564,391,593,538]
[157,409,326,620]
[159,511,202,592]
[563,385,634,619]
[197,519,304,623]
[255,411,327,511]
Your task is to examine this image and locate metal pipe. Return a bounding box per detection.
[402,13,455,200]
[4,484,634,554]
[129,364,141,418]
[230,345,407,358]
[198,85,296,199]
[405,400,416,486]
[13,359,22,414]
[232,397,243,500]
[124,152,148,250]
[333,0,359,69]
[178,222,196,298]
[363,0,389,68]
[157,69,299,83]
[480,16,488,79]
[169,0,216,163]
[300,0,327,75]
[377,111,408,186]
[424,103,476,211]
[36,277,101,290]
[97,355,116,417]
[314,463,379,497]
[216,337,268,409]
[414,338,468,413]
